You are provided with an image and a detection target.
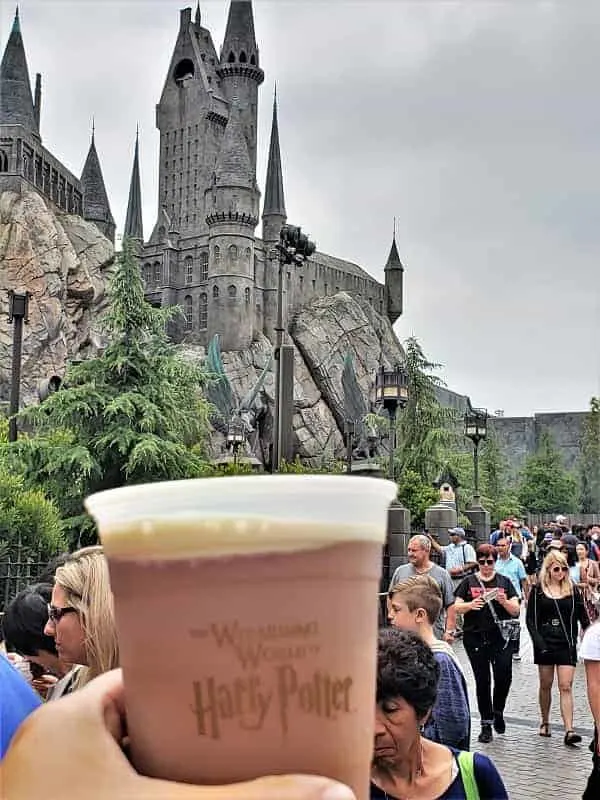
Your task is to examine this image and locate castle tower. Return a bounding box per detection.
[217,1,264,173]
[205,104,259,350]
[123,129,144,243]
[262,89,287,342]
[80,127,115,244]
[152,6,228,239]
[384,230,404,325]
[0,8,39,137]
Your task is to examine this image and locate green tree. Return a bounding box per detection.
[397,469,438,528]
[16,238,213,544]
[517,430,578,514]
[396,337,460,483]
[580,397,600,513]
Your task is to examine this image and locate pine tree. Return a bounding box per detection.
[517,429,578,514]
[16,238,213,542]
[580,397,600,513]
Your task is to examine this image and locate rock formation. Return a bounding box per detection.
[0,188,405,464]
[0,189,113,405]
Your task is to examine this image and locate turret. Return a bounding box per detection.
[0,8,39,137]
[384,229,404,325]
[217,1,264,172]
[204,105,259,350]
[80,127,115,244]
[123,128,144,243]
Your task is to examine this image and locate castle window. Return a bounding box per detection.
[379,300,383,314]
[185,256,194,285]
[200,251,209,281]
[368,297,373,306]
[299,276,303,288]
[143,263,151,286]
[199,293,208,330]
[250,54,257,66]
[244,247,251,263]
[228,284,237,298]
[228,244,238,262]
[183,295,193,331]
[335,286,339,293]
[201,53,206,62]
[153,261,162,284]
[174,58,195,86]
[239,51,247,63]
[213,285,220,299]
[207,76,212,85]
[312,280,316,291]
[227,51,235,63]
[245,287,251,304]
[0,150,8,172]
[324,284,328,295]
[287,272,291,282]
[214,245,221,265]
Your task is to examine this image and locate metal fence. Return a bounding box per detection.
[0,547,47,612]
[528,513,600,527]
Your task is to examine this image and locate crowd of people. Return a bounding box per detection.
[0,519,599,798]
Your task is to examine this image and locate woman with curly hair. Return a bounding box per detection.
[370,628,507,799]
[526,548,589,745]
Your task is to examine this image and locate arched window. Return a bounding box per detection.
[183,295,193,331]
[143,263,152,285]
[250,54,257,66]
[239,51,247,63]
[200,251,208,282]
[228,244,238,262]
[244,247,251,263]
[185,256,194,285]
[199,293,208,330]
[245,287,251,304]
[153,261,161,284]
[227,51,235,63]
[228,284,237,298]
[214,245,220,265]
[0,150,8,172]
[213,285,219,299]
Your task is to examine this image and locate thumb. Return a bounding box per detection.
[138,774,357,800]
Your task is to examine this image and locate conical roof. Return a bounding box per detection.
[385,236,404,271]
[81,132,114,226]
[0,8,38,133]
[263,90,286,217]
[222,1,256,51]
[124,131,143,241]
[215,105,253,188]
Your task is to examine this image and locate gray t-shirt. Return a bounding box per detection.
[389,562,456,639]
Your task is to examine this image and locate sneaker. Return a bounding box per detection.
[513,653,521,661]
[478,724,493,744]
[493,712,506,734]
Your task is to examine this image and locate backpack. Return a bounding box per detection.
[457,751,480,800]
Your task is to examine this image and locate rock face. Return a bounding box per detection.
[0,188,404,464]
[0,189,113,405]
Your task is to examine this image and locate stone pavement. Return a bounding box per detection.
[453,611,594,799]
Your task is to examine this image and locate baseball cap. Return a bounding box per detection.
[448,527,466,538]
[543,532,554,542]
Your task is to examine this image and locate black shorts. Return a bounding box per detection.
[534,647,577,667]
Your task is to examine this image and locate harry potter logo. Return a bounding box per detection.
[190,665,354,740]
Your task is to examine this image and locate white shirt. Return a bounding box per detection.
[580,621,600,661]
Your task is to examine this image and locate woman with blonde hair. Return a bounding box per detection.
[44,546,119,692]
[526,549,589,745]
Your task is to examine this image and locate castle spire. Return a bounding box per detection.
[123,127,144,242]
[221,1,257,60]
[214,104,254,188]
[81,129,115,244]
[263,87,286,219]
[0,6,39,134]
[384,224,404,325]
[195,1,201,26]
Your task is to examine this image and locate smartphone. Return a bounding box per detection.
[484,588,499,602]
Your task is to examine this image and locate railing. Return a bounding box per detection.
[0,545,47,611]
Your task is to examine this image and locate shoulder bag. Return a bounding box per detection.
[476,576,520,648]
[457,751,480,800]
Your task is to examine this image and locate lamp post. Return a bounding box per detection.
[272,224,316,472]
[227,416,246,466]
[464,404,488,502]
[375,364,409,482]
[7,291,31,443]
[344,419,356,474]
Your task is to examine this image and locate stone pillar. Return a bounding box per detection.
[464,496,490,544]
[425,500,457,546]
[385,500,411,591]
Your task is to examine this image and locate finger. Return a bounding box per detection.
[137,773,356,800]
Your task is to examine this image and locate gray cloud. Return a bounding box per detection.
[2,0,598,416]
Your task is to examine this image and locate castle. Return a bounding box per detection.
[0,2,404,352]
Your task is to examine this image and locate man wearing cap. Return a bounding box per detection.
[430,528,477,588]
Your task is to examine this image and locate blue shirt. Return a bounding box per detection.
[495,554,527,599]
[0,653,41,759]
[423,652,470,751]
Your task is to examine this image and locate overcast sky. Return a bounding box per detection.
[2,0,599,417]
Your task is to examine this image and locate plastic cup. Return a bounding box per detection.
[85,475,396,800]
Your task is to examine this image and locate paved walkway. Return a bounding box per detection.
[453,611,593,799]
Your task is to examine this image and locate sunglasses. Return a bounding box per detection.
[47,604,78,624]
[550,566,569,574]
[477,558,496,565]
